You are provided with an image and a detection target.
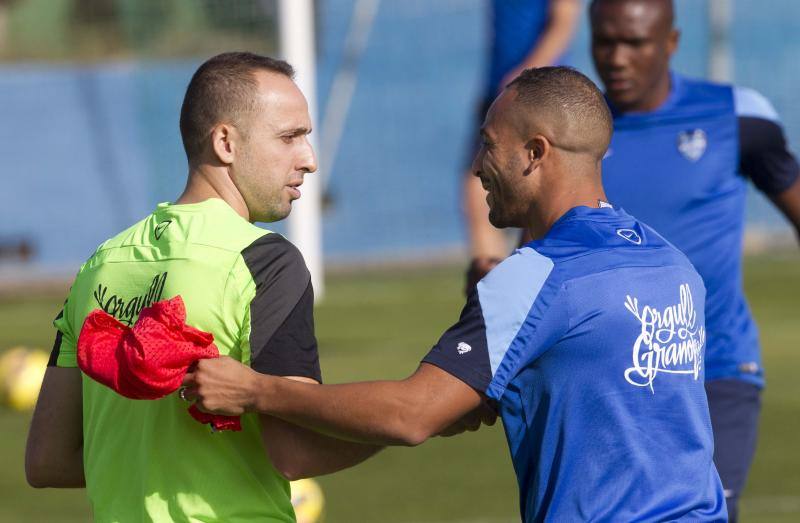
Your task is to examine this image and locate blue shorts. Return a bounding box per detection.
[705,378,762,523]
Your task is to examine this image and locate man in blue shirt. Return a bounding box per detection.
[590,1,800,520]
[184,67,727,522]
[464,0,581,291]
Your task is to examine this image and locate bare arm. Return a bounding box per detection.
[464,1,581,289]
[260,414,381,480]
[259,375,382,480]
[25,367,85,488]
[768,177,800,243]
[499,0,581,87]
[464,174,508,261]
[736,92,800,243]
[184,359,489,447]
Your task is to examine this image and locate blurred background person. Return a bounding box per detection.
[464,0,581,292]
[590,0,800,520]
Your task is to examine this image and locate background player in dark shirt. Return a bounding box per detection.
[590,1,800,520]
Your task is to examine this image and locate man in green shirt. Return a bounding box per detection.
[25,52,380,522]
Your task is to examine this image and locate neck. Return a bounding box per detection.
[618,71,672,113]
[643,71,672,111]
[176,164,250,221]
[527,174,608,240]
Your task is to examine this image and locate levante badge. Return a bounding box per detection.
[677,129,707,162]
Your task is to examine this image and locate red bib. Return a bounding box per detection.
[77,296,241,431]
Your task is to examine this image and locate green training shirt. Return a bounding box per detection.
[49,198,321,522]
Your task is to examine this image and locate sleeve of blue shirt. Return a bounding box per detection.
[735,86,800,194]
[423,246,569,400]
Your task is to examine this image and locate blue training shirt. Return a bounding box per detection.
[487,0,551,93]
[424,206,727,522]
[602,72,800,387]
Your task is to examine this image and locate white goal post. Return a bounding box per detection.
[278,0,324,299]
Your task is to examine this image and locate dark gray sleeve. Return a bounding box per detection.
[47,318,64,367]
[739,116,800,195]
[422,289,493,393]
[241,234,321,382]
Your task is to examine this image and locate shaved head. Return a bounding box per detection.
[590,0,674,30]
[590,0,679,112]
[472,67,613,232]
[506,67,613,161]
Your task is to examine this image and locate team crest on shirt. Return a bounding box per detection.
[623,284,705,393]
[456,342,472,355]
[676,129,707,162]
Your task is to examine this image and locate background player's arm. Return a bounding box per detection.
[498,0,581,88]
[185,360,487,447]
[464,174,506,275]
[463,0,581,292]
[25,367,84,488]
[736,88,800,243]
[768,177,800,242]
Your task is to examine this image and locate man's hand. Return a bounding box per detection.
[181,356,260,416]
[437,401,498,437]
[465,257,502,295]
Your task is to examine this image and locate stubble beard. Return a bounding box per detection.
[237,154,289,224]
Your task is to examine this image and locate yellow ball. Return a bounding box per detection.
[290,478,325,523]
[0,347,49,411]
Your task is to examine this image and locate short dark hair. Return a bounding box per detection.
[507,66,613,158]
[590,0,674,27]
[179,52,295,162]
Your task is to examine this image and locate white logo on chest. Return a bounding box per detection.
[677,129,707,162]
[623,284,705,393]
[456,342,472,355]
[616,228,642,245]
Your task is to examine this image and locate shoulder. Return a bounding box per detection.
[480,246,556,293]
[733,85,780,122]
[240,233,310,288]
[91,214,152,254]
[672,74,735,111]
[478,246,559,318]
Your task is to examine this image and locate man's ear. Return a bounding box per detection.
[667,28,680,58]
[210,123,237,165]
[524,135,550,176]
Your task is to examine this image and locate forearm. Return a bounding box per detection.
[768,177,800,243]
[26,447,85,488]
[519,0,581,69]
[262,416,381,480]
[25,367,85,488]
[186,360,483,447]
[254,376,435,446]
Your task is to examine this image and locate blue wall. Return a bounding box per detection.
[1,0,795,269]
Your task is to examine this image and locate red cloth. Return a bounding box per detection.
[77,295,241,431]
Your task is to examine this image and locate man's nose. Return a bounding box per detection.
[471,148,485,177]
[299,136,317,174]
[608,44,629,68]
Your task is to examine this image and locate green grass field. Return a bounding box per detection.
[0,254,798,522]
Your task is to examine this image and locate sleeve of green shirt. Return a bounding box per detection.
[240,234,322,383]
[49,296,78,368]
